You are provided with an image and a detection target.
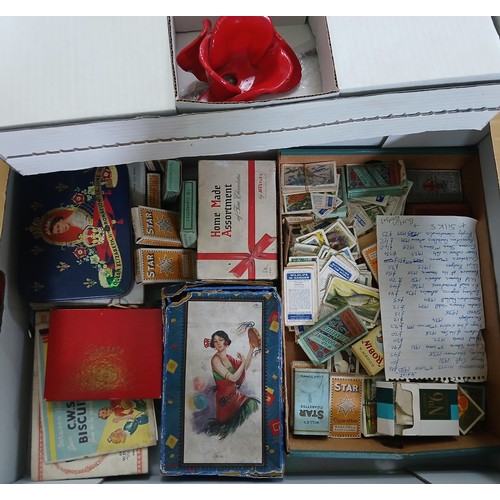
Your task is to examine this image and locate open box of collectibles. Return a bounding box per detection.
[279,146,500,465]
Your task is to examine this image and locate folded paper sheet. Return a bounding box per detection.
[377,215,486,382]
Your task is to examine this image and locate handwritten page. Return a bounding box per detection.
[377,215,487,382]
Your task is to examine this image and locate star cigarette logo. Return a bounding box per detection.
[337,395,355,416]
[156,217,173,233]
[158,257,174,275]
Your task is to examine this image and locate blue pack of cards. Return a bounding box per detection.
[160,282,284,477]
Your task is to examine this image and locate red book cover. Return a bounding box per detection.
[44,308,163,401]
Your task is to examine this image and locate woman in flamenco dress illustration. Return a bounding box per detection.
[203,329,260,440]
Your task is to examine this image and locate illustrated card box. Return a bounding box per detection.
[180,180,197,249]
[197,159,278,280]
[160,283,284,477]
[405,169,463,203]
[44,308,163,401]
[162,159,182,208]
[135,248,196,284]
[458,384,485,435]
[18,165,135,303]
[346,161,408,199]
[146,172,162,208]
[34,320,155,468]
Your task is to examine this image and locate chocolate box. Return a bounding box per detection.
[197,159,278,280]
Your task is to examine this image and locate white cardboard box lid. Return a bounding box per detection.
[329,16,500,94]
[0,17,176,130]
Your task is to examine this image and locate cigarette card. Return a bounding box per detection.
[351,325,384,376]
[361,243,378,282]
[297,306,368,365]
[283,266,318,326]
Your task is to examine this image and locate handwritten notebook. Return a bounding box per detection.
[377,215,486,382]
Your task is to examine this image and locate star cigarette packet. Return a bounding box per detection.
[293,367,330,436]
[329,375,364,438]
[135,248,196,284]
[131,205,182,247]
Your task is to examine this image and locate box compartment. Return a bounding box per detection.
[279,148,500,461]
[169,16,338,112]
[0,17,176,130]
[328,17,500,96]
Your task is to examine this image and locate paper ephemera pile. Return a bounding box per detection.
[281,159,413,370]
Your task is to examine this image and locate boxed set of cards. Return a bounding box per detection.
[160,283,285,477]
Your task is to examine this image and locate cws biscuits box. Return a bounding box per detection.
[197,160,278,280]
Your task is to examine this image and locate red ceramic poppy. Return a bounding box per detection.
[176,16,302,102]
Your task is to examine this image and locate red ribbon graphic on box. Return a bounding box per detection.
[198,160,277,279]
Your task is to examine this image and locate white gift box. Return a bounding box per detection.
[197,159,278,280]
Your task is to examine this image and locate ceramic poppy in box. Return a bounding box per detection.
[176,16,302,103]
[170,16,338,112]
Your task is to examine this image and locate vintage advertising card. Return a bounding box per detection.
[160,284,284,477]
[297,306,368,366]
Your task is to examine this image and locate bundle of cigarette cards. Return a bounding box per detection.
[282,160,414,369]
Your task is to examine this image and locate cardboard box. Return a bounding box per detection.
[329,17,500,96]
[1,128,500,482]
[280,146,500,463]
[376,382,459,437]
[169,16,338,112]
[197,159,278,280]
[1,18,499,177]
[0,17,176,130]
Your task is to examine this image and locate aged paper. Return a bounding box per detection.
[377,215,486,382]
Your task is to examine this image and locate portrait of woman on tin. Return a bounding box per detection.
[183,300,263,465]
